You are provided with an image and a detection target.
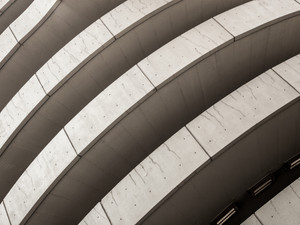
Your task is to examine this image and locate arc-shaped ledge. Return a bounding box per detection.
[0,0,60,68]
[83,56,300,225]
[1,0,300,224]
[0,0,129,109]
[242,178,300,225]
[0,0,251,200]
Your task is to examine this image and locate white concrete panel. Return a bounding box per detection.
[215,0,300,39]
[101,0,176,38]
[255,184,300,225]
[101,127,209,225]
[0,203,10,225]
[0,28,18,67]
[36,19,114,95]
[79,203,111,225]
[187,70,299,158]
[65,65,154,155]
[3,130,78,225]
[9,0,59,42]
[273,54,300,92]
[0,75,47,153]
[242,215,262,225]
[138,19,233,88]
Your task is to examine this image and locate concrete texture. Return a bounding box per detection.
[36,19,114,94]
[248,178,300,225]
[0,75,47,153]
[0,0,300,225]
[4,130,78,225]
[102,127,209,225]
[0,1,299,224]
[0,0,255,207]
[83,60,300,224]
[0,0,59,68]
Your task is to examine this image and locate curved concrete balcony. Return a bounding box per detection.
[0,0,60,68]
[1,1,300,224]
[83,54,300,225]
[0,0,127,110]
[0,0,251,202]
[0,0,300,225]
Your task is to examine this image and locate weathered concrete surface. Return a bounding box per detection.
[138,18,233,88]
[1,0,300,225]
[13,6,300,225]
[0,0,34,34]
[255,178,300,225]
[215,0,300,40]
[101,0,178,38]
[36,19,114,94]
[0,28,19,68]
[0,75,47,154]
[187,70,298,158]
[3,130,78,225]
[101,127,209,225]
[65,66,154,155]
[0,0,59,68]
[9,0,59,43]
[0,0,125,110]
[92,68,299,225]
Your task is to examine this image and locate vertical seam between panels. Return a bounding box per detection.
[3,201,12,225]
[99,18,117,40]
[254,213,264,225]
[34,74,49,96]
[100,202,113,225]
[272,68,300,95]
[136,64,157,90]
[8,26,18,43]
[212,17,235,40]
[63,128,80,157]
[185,125,212,160]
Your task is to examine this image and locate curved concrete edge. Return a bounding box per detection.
[79,203,111,225]
[94,66,299,225]
[0,0,126,109]
[36,0,180,96]
[21,13,300,224]
[3,129,79,225]
[0,0,60,68]
[65,18,232,156]
[215,0,300,40]
[138,0,300,89]
[243,178,300,225]
[0,0,36,38]
[9,0,60,43]
[0,75,47,153]
[1,0,300,224]
[0,0,14,14]
[2,65,154,225]
[101,0,180,39]
[0,0,251,201]
[101,127,210,225]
